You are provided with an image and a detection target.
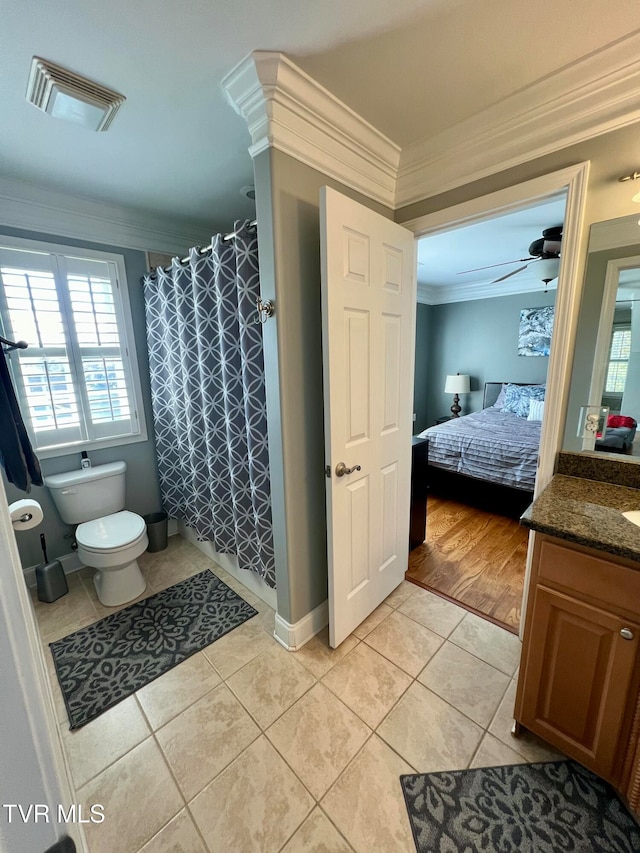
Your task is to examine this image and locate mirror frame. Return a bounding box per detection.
[586,253,640,450]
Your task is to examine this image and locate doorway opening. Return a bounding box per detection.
[405,187,572,633]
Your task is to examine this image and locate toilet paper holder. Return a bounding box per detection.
[9,498,44,531]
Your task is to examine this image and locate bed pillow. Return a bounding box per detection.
[527,399,545,421]
[492,383,507,410]
[502,384,529,417]
[503,384,546,418]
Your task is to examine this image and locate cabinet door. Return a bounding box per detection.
[517,584,639,782]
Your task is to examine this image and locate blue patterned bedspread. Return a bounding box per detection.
[417,407,541,491]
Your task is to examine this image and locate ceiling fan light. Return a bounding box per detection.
[534,257,560,282]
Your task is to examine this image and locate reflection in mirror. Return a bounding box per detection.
[589,257,640,456]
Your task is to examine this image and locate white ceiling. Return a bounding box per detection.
[417,196,567,301]
[0,0,638,235]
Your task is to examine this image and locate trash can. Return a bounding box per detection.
[144,511,168,553]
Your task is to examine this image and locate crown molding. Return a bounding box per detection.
[222,51,400,208]
[589,212,640,253]
[396,31,640,208]
[417,276,557,305]
[0,176,209,254]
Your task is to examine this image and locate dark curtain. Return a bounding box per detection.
[0,349,43,492]
[143,222,275,587]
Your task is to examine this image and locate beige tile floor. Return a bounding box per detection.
[31,536,562,853]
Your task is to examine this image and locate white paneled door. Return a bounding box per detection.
[320,186,417,647]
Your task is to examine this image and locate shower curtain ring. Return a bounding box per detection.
[255,296,275,324]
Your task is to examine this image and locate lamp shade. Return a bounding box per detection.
[444,374,470,394]
[534,257,560,282]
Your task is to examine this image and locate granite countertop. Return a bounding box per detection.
[521,474,640,563]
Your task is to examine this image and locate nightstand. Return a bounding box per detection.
[433,415,453,425]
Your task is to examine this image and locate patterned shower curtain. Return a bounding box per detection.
[142,221,275,588]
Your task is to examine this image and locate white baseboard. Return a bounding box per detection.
[274,599,328,651]
[23,551,84,588]
[167,518,179,537]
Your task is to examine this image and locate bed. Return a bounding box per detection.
[417,382,544,494]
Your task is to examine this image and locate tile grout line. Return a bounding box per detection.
[316,804,359,853]
[55,658,228,791]
[321,634,506,743]
[361,627,444,678]
[37,539,533,852]
[263,684,373,805]
[183,801,214,853]
[224,653,319,733]
[316,729,418,848]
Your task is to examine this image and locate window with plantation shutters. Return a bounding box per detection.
[0,237,146,456]
[605,326,631,395]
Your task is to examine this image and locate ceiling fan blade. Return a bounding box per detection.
[492,264,529,284]
[457,257,535,275]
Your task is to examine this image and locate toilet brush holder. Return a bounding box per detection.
[35,533,68,603]
[35,560,68,603]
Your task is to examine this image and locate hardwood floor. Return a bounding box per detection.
[406,494,529,634]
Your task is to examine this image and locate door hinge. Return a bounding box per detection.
[325,465,331,478]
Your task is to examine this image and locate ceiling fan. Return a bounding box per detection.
[458,225,563,284]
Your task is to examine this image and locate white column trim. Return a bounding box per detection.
[222,51,400,208]
[0,176,209,254]
[273,598,328,651]
[227,38,640,213]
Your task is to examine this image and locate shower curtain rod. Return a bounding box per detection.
[183,219,257,264]
[147,219,257,278]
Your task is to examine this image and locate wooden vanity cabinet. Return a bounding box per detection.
[515,534,640,789]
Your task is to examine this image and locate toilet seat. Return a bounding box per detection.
[76,510,146,553]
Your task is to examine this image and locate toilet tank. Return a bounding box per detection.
[45,461,127,525]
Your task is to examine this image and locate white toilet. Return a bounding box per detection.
[45,461,149,607]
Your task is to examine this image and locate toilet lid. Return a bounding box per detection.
[76,511,146,550]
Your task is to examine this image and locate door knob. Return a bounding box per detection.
[335,462,362,477]
[621,628,635,640]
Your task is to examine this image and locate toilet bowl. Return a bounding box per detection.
[76,511,148,607]
[45,461,151,608]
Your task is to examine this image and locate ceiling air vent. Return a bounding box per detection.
[26,57,125,131]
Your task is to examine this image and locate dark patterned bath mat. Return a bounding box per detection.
[50,570,257,729]
[400,759,640,852]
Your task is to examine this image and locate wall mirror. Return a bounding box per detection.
[588,258,640,454]
[563,214,640,458]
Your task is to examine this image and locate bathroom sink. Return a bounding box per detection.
[622,510,640,527]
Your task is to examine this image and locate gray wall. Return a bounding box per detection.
[415,290,556,427]
[254,148,392,625]
[1,226,162,569]
[413,303,432,432]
